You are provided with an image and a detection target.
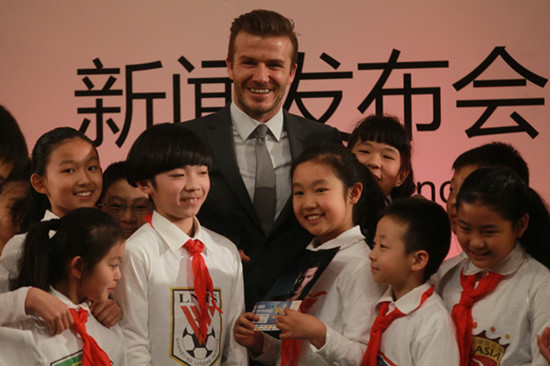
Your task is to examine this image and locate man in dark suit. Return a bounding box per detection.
[184,9,342,310]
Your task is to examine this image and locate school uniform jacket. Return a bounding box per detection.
[184,106,342,310]
[255,226,386,365]
[114,211,247,366]
[437,244,550,366]
[0,288,126,366]
[372,283,459,366]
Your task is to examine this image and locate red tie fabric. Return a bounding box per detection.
[183,238,222,340]
[69,308,111,366]
[362,286,434,366]
[451,270,503,366]
[280,291,327,366]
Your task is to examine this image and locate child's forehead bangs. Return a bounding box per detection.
[154,133,212,172]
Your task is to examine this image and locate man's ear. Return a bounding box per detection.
[395,169,410,188]
[69,256,86,280]
[136,179,154,195]
[410,250,429,273]
[30,173,48,194]
[287,63,298,85]
[226,57,234,80]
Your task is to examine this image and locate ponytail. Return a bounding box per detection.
[12,207,123,291]
[521,188,550,268]
[13,219,61,291]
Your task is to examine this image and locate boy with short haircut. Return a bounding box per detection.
[447,142,529,228]
[115,123,247,365]
[364,197,459,366]
[98,161,153,239]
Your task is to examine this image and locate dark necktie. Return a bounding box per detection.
[253,124,276,234]
[69,308,112,366]
[451,270,503,366]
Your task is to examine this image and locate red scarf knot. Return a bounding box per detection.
[451,270,504,366]
[69,308,112,366]
[361,286,434,366]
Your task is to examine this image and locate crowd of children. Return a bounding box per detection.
[0,102,549,366]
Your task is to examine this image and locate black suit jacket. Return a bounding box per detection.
[184,105,342,309]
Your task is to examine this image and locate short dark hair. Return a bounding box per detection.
[100,161,128,201]
[380,197,451,282]
[0,105,29,180]
[348,114,415,198]
[452,142,529,184]
[228,9,298,67]
[126,123,211,186]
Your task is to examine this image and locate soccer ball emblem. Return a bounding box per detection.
[181,324,217,359]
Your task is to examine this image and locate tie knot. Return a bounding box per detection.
[255,124,269,139]
[184,239,204,255]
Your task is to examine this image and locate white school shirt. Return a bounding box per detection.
[255,226,386,366]
[438,244,550,366]
[114,211,247,366]
[0,288,126,366]
[372,282,459,366]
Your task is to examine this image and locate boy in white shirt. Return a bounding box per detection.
[364,197,459,365]
[114,123,247,365]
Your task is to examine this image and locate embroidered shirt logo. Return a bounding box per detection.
[471,330,510,366]
[171,288,221,366]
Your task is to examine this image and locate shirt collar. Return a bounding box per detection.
[150,210,206,254]
[462,242,525,276]
[376,282,433,315]
[306,226,365,251]
[49,287,90,310]
[42,210,58,221]
[230,102,284,142]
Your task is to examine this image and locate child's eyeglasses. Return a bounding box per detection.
[98,199,154,217]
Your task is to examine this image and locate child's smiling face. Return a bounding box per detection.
[456,200,528,269]
[351,140,407,197]
[292,160,361,245]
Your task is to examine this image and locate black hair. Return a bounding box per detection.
[28,127,98,223]
[348,114,415,198]
[126,123,211,187]
[0,105,29,182]
[228,9,298,67]
[452,142,529,184]
[291,143,386,244]
[99,161,129,201]
[457,166,550,268]
[0,159,31,235]
[13,207,123,291]
[380,197,451,282]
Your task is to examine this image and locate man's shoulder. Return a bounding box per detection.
[182,107,229,132]
[284,111,338,131]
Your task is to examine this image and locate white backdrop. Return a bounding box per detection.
[2,1,549,255]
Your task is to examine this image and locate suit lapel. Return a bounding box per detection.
[206,106,259,225]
